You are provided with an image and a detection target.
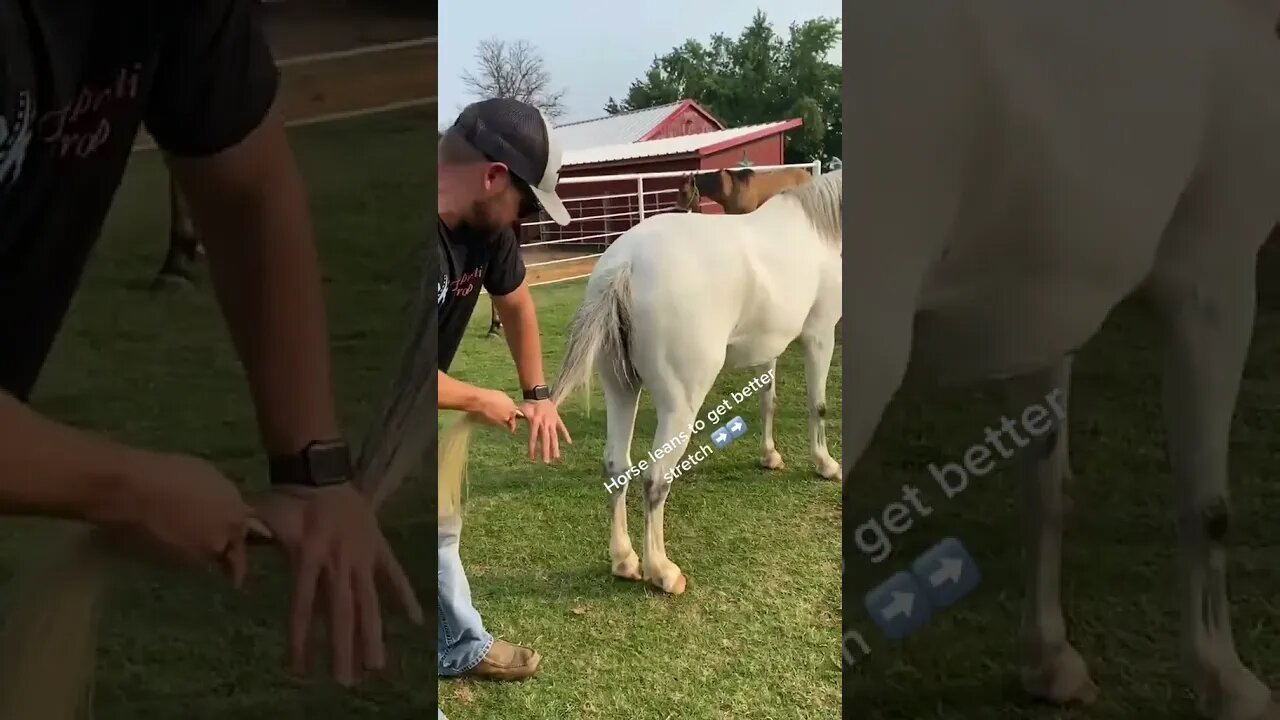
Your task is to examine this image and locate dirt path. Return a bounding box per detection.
[276,43,433,122]
[263,5,434,58]
[132,7,434,149]
[527,256,599,286]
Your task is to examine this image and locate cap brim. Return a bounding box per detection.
[530,185,571,226]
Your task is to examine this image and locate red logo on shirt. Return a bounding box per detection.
[37,64,142,159]
[450,266,484,299]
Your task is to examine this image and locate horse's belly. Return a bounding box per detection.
[911,276,1125,384]
[724,332,796,370]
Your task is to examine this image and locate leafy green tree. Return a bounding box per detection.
[604,11,841,166]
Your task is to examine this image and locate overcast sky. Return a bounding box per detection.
[438,0,842,129]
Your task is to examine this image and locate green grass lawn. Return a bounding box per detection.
[437,284,842,720]
[843,270,1280,718]
[11,109,441,720]
[4,105,842,719]
[11,102,1280,720]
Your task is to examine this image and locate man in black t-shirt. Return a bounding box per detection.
[436,98,573,681]
[0,0,421,688]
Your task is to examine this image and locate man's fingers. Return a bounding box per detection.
[328,562,357,686]
[288,550,323,676]
[356,569,385,672]
[548,422,561,461]
[557,417,573,445]
[527,417,538,460]
[377,545,424,624]
[542,423,554,463]
[222,534,249,590]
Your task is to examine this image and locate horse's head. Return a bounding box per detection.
[693,169,735,203]
[674,174,701,212]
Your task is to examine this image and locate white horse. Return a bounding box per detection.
[551,170,842,595]
[847,1,1280,718]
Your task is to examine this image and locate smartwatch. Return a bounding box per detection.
[269,439,352,487]
[522,384,551,401]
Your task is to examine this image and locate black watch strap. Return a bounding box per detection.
[522,384,550,401]
[269,439,352,487]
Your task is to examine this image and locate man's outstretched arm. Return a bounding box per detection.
[167,109,422,686]
[493,282,572,462]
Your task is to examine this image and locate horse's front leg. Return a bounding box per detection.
[1002,358,1098,707]
[759,359,784,470]
[800,327,841,480]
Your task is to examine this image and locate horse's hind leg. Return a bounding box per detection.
[1148,214,1276,719]
[601,364,642,581]
[639,357,719,595]
[759,359,784,470]
[640,400,703,595]
[800,327,841,480]
[1002,357,1099,706]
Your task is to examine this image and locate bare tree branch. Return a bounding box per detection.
[459,38,568,120]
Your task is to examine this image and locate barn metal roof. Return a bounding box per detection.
[552,102,684,151]
[560,120,797,167]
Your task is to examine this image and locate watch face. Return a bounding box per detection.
[306,441,352,485]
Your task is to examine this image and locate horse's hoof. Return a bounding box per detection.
[645,568,687,595]
[1021,644,1098,706]
[760,451,784,470]
[815,458,841,480]
[611,554,643,581]
[662,573,688,595]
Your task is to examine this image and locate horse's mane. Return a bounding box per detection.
[776,169,841,245]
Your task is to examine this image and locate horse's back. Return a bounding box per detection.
[586,209,831,368]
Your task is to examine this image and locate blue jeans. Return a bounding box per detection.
[438,516,493,675]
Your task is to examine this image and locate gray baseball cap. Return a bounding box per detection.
[451,98,571,226]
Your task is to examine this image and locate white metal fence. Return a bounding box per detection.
[520,160,823,288]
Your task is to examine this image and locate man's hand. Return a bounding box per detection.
[253,484,424,686]
[472,388,521,432]
[519,399,572,463]
[115,452,261,587]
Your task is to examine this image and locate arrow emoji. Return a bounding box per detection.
[729,419,743,432]
[880,591,914,620]
[928,557,963,587]
[713,430,728,443]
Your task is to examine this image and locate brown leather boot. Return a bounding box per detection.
[461,639,541,681]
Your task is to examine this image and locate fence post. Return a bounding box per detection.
[636,177,646,220]
[811,159,822,177]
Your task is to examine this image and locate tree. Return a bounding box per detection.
[604,12,841,167]
[460,38,568,121]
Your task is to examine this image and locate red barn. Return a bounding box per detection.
[522,100,805,248]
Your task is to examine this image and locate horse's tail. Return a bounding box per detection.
[0,526,115,720]
[437,412,475,521]
[552,262,637,414]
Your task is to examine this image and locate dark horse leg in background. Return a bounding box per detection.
[151,175,203,289]
[488,301,502,337]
